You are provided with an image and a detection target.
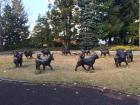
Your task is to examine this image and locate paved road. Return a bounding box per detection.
[0,80,139,105]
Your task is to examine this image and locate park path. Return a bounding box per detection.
[0,80,139,105]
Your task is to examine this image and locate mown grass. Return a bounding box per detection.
[0,53,140,95]
[109,45,140,51]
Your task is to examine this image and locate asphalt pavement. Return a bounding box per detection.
[0,80,139,105]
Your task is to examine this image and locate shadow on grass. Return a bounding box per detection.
[34,66,55,74]
[117,65,129,69]
[7,64,31,70]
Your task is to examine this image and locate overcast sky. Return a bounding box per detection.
[22,0,54,31]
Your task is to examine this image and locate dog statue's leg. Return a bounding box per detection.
[119,63,121,67]
[75,65,79,71]
[125,61,128,65]
[36,64,38,70]
[16,63,18,68]
[48,64,53,70]
[115,61,118,67]
[20,62,22,67]
[101,53,102,56]
[43,65,45,70]
[82,65,86,70]
[92,65,94,70]
[131,56,133,62]
[87,66,91,71]
[18,63,20,67]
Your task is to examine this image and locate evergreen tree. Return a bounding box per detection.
[118,0,138,44]
[2,5,14,47]
[11,0,29,41]
[0,0,8,50]
[99,0,124,44]
[0,1,3,50]
[2,0,29,49]
[78,0,99,50]
[98,0,138,45]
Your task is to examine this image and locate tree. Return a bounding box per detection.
[31,0,80,48]
[2,0,29,49]
[31,14,52,47]
[2,4,14,48]
[0,1,3,51]
[98,0,139,45]
[100,0,124,44]
[47,9,63,40]
[78,0,99,50]
[118,0,138,44]
[11,0,29,41]
[0,0,9,51]
[51,0,80,48]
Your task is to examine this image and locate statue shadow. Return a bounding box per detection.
[7,64,30,70]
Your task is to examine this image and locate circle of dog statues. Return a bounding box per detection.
[13,47,133,74]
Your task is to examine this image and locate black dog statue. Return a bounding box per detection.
[24,50,33,59]
[126,50,133,62]
[75,53,99,71]
[41,49,51,56]
[61,47,71,56]
[81,49,91,56]
[13,51,23,67]
[35,53,54,72]
[114,49,128,67]
[100,47,110,56]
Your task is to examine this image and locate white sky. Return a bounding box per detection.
[22,0,54,31]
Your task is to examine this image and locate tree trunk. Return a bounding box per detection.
[108,37,112,45]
